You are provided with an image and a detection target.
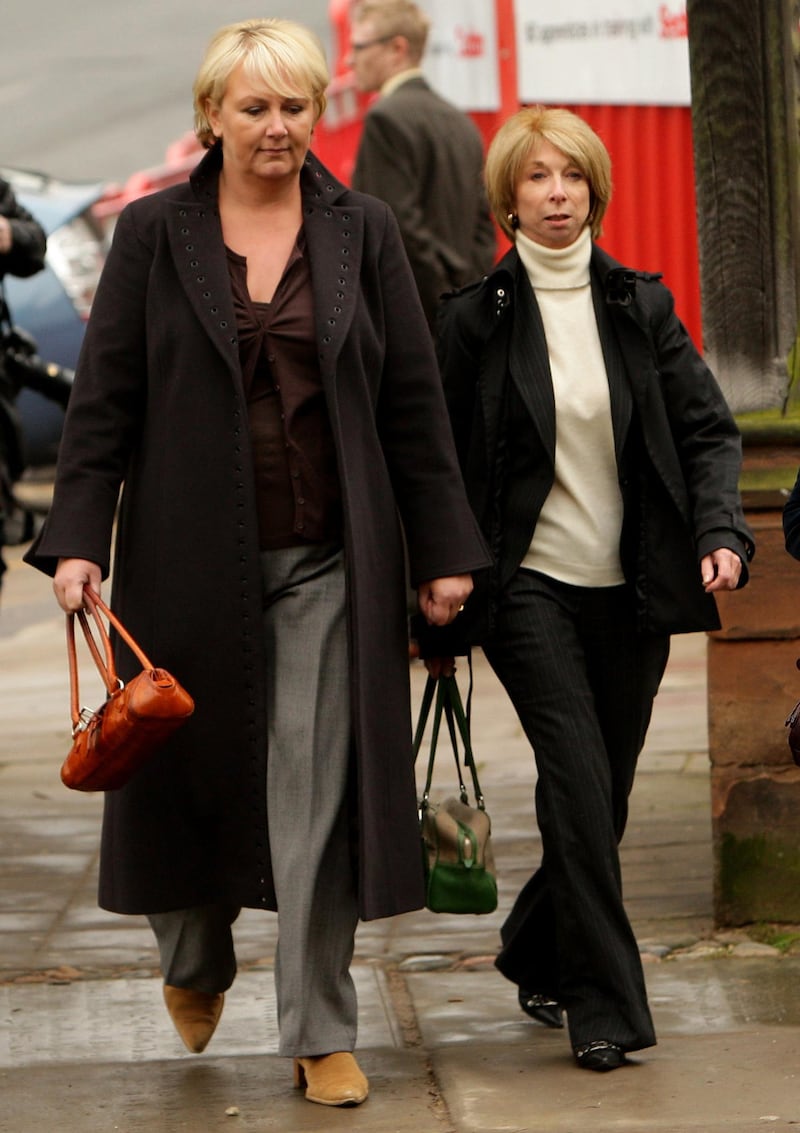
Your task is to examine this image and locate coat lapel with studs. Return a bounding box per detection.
[166,197,241,378]
[166,149,364,392]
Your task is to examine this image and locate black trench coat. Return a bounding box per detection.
[27,147,489,920]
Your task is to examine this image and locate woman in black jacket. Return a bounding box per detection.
[423,107,754,1072]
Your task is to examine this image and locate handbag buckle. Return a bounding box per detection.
[72,706,97,736]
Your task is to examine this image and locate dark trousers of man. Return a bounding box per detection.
[483,568,670,1053]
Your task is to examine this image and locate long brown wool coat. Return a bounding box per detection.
[27,147,489,920]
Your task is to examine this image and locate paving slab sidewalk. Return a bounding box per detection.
[2,540,800,1132]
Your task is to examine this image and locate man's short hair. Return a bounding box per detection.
[351,0,430,63]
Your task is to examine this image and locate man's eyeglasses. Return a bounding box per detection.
[350,35,393,52]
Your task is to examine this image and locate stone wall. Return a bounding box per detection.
[710,503,800,923]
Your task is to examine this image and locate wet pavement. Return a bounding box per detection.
[2,535,800,1132]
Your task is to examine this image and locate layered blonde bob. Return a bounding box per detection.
[193,18,330,149]
[485,106,613,242]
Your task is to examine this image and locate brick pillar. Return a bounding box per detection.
[709,475,800,924]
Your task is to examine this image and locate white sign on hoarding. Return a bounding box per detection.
[515,0,690,106]
[421,0,500,112]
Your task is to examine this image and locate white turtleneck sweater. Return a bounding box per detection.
[516,226,625,587]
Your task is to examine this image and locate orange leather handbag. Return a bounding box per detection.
[61,586,194,791]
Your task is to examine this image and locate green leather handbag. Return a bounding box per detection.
[413,674,498,915]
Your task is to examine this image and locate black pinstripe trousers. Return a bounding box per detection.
[484,568,670,1053]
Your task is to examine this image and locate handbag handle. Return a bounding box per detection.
[67,586,157,734]
[412,674,487,812]
[441,677,486,811]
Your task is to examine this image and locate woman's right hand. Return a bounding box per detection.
[53,558,102,612]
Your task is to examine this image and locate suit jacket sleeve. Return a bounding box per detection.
[354,111,464,320]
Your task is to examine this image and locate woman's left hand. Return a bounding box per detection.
[701,548,742,592]
[417,574,473,626]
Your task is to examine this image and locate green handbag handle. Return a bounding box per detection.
[441,677,486,811]
[412,675,487,813]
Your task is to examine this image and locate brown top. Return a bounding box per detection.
[227,235,342,550]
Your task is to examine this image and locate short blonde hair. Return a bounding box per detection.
[485,106,613,241]
[193,18,330,148]
[351,0,430,62]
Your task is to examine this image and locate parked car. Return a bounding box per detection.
[1,166,108,467]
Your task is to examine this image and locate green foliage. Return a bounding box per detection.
[718,832,800,924]
[747,923,800,953]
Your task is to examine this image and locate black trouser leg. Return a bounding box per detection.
[484,570,669,1052]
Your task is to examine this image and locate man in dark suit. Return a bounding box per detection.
[349,0,496,329]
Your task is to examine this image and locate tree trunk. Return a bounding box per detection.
[687,0,799,412]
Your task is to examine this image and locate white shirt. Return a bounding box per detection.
[517,227,625,587]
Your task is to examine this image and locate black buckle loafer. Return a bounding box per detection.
[574,1040,626,1072]
[518,988,564,1028]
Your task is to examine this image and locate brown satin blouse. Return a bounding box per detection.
[227,235,342,550]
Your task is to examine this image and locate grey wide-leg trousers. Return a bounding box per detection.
[148,542,360,1057]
